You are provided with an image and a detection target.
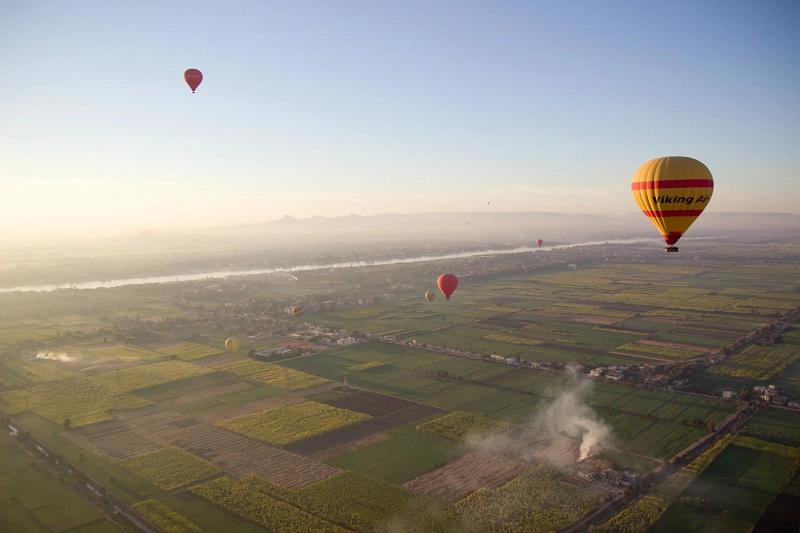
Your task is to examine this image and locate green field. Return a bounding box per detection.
[652,438,799,532]
[743,408,800,446]
[327,427,463,484]
[1,245,798,532]
[0,433,114,532]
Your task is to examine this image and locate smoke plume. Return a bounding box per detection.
[35,351,75,362]
[467,379,612,466]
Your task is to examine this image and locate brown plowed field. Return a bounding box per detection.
[125,410,340,488]
[66,419,161,460]
[311,432,390,461]
[197,396,303,423]
[403,451,526,502]
[322,390,421,417]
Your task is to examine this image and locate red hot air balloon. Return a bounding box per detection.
[536,239,543,248]
[184,69,203,93]
[437,274,458,300]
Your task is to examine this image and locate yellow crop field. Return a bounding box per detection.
[217,400,370,445]
[133,500,205,533]
[215,359,329,390]
[457,464,599,532]
[155,342,222,361]
[0,378,150,427]
[349,361,385,371]
[250,366,330,391]
[192,477,346,532]
[89,360,211,392]
[121,447,220,491]
[483,333,543,346]
[708,344,800,380]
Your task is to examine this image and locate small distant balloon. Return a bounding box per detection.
[437,274,458,300]
[184,68,203,93]
[424,290,435,303]
[287,306,305,318]
[224,337,239,353]
[536,239,543,248]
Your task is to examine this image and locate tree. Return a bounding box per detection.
[63,417,72,429]
[78,453,86,463]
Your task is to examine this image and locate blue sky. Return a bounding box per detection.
[2,0,798,240]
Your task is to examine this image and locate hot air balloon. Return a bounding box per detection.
[424,290,435,303]
[184,68,203,93]
[536,239,543,248]
[437,274,458,300]
[224,337,239,353]
[631,156,713,252]
[287,306,305,318]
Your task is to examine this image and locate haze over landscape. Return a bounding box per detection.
[2,2,800,533]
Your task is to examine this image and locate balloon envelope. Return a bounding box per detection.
[288,306,305,318]
[224,337,239,353]
[437,274,458,299]
[536,239,543,248]
[631,156,713,246]
[424,290,435,303]
[184,68,203,93]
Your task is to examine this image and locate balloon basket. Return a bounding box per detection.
[664,246,679,253]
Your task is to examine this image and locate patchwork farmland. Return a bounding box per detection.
[1,243,799,532]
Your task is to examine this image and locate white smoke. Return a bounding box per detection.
[467,379,612,466]
[35,351,75,362]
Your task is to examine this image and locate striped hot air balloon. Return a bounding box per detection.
[424,290,435,303]
[224,337,239,353]
[631,157,713,252]
[287,306,305,318]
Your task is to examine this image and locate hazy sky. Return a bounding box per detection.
[2,0,798,241]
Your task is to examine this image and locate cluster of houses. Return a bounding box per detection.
[569,363,629,382]
[752,385,800,408]
[289,324,361,346]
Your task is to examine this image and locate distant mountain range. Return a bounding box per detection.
[186,211,799,244]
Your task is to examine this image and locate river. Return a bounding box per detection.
[0,238,658,294]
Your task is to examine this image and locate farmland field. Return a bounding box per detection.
[133,499,205,533]
[191,477,346,532]
[217,400,371,446]
[1,242,798,532]
[215,359,330,390]
[652,437,799,532]
[155,342,223,361]
[0,432,114,532]
[326,426,462,483]
[457,464,600,532]
[743,408,800,446]
[89,360,212,393]
[120,447,220,490]
[244,472,468,532]
[0,377,150,427]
